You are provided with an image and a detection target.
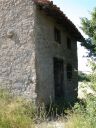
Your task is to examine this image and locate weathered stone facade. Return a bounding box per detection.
[0,0,37,100]
[0,0,83,105]
[35,9,78,104]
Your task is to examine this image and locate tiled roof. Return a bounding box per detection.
[33,0,50,4]
[33,0,85,42]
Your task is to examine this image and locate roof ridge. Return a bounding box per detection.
[33,0,51,4]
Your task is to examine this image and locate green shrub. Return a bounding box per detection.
[78,71,91,82]
[65,94,96,128]
[90,72,96,91]
[85,95,96,127]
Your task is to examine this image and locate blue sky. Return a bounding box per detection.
[52,0,96,72]
[53,0,96,30]
[53,0,96,10]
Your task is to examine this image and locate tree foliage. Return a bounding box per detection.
[88,60,96,91]
[78,71,90,82]
[81,8,96,58]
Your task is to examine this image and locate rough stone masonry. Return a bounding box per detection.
[0,0,37,101]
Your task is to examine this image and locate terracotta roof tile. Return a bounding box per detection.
[33,0,50,4]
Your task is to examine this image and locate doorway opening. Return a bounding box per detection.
[53,57,64,101]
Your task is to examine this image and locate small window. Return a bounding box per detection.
[54,27,61,44]
[67,37,71,49]
[67,64,72,80]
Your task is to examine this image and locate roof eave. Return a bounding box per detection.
[34,0,85,42]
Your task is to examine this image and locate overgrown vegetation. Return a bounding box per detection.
[78,71,91,82]
[65,95,96,128]
[0,89,36,128]
[0,89,65,128]
[88,60,96,91]
[0,85,96,128]
[65,60,96,128]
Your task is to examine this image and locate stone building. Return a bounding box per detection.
[0,0,84,105]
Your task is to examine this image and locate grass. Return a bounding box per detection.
[65,95,96,128]
[0,89,36,128]
[0,88,96,128]
[65,113,88,128]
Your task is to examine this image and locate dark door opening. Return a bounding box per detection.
[54,57,64,100]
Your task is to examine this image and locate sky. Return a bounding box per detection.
[52,0,96,73]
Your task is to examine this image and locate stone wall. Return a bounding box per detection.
[0,0,78,105]
[0,0,37,101]
[35,9,78,104]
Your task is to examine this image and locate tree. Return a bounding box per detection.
[81,9,96,91]
[78,71,90,82]
[81,8,96,58]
